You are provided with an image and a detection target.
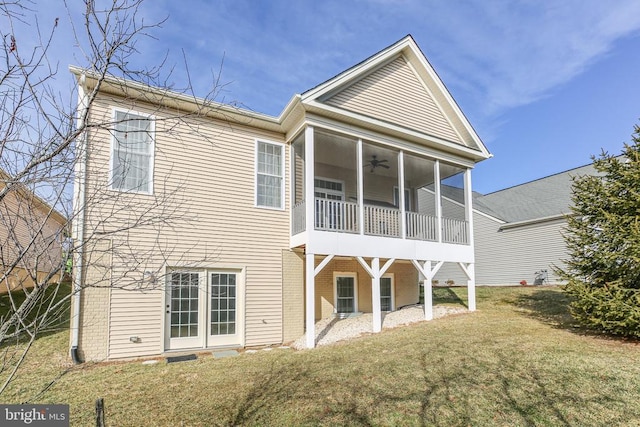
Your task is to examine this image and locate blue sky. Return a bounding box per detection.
[18,0,640,194]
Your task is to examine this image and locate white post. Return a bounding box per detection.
[304,126,315,233]
[371,257,382,333]
[305,253,316,348]
[434,160,442,243]
[467,263,476,312]
[464,168,474,246]
[357,138,364,235]
[398,151,406,239]
[424,261,433,320]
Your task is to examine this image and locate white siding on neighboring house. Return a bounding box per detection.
[325,56,462,144]
[434,212,568,286]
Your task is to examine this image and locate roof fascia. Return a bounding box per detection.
[498,214,567,231]
[69,66,283,134]
[402,42,491,159]
[299,36,491,160]
[0,170,67,225]
[301,36,412,102]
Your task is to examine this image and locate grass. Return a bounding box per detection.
[3,286,640,426]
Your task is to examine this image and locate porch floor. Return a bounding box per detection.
[291,305,467,350]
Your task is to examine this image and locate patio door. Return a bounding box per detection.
[208,272,241,346]
[166,271,204,350]
[165,270,243,351]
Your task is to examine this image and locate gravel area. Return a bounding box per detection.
[291,305,467,350]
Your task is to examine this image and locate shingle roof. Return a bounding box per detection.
[474,162,600,223]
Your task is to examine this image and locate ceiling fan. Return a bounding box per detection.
[365,155,390,173]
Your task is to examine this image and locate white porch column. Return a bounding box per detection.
[305,253,316,348]
[411,260,444,321]
[434,160,443,243]
[357,138,364,235]
[371,258,382,333]
[356,257,394,334]
[463,169,476,311]
[424,261,433,321]
[398,151,406,239]
[458,262,476,312]
[468,264,476,312]
[464,168,474,247]
[304,126,315,233]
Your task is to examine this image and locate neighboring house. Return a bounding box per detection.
[70,35,492,361]
[0,170,67,292]
[434,162,599,286]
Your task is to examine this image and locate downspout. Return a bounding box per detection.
[70,73,88,364]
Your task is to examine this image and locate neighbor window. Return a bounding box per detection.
[111,110,154,193]
[256,141,284,208]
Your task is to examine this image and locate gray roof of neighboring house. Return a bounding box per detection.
[473,162,600,223]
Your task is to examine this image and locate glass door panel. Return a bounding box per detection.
[209,272,241,346]
[166,272,202,349]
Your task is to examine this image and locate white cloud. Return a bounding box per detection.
[422,1,640,116]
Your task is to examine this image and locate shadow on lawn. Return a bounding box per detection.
[221,333,638,426]
[433,286,467,308]
[512,288,576,330]
[0,282,71,345]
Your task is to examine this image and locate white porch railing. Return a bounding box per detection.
[292,200,306,235]
[442,217,469,244]
[292,199,469,245]
[364,205,400,237]
[314,198,359,233]
[406,212,437,241]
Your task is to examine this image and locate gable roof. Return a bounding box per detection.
[72,36,490,164]
[298,35,491,162]
[0,169,67,226]
[474,162,599,223]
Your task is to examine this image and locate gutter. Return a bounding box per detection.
[498,213,567,231]
[70,73,89,364]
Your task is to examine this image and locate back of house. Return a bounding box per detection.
[72,35,491,361]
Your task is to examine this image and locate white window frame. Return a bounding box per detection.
[393,186,411,211]
[255,139,285,210]
[314,177,345,200]
[380,273,395,312]
[333,272,358,314]
[109,107,155,194]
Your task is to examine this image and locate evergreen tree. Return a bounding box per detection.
[559,124,640,337]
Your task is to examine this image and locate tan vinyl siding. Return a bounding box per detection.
[0,182,65,291]
[325,56,462,144]
[434,213,568,286]
[314,258,418,320]
[81,93,289,359]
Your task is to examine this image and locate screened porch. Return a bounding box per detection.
[290,127,471,245]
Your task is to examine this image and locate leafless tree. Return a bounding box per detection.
[0,0,226,397]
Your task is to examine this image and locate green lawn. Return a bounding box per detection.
[3,286,640,426]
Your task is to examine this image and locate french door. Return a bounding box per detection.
[165,270,243,350]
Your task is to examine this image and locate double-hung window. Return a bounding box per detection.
[256,141,284,209]
[111,109,154,193]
